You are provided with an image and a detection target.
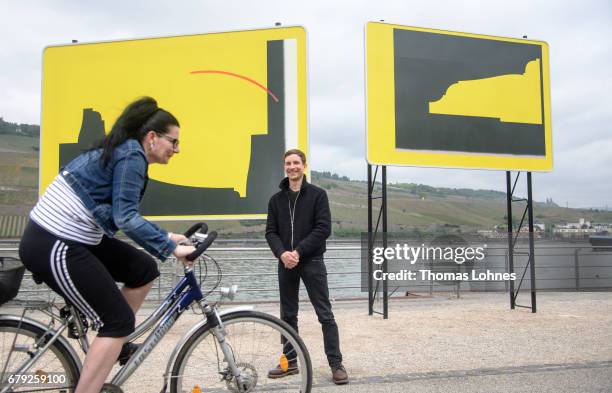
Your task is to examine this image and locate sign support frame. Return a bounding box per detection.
[367,164,389,319]
[506,171,537,313]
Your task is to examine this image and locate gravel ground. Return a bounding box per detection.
[2,292,611,392]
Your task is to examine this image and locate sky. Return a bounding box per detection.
[1,0,611,208]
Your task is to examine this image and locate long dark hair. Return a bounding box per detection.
[99,97,179,166]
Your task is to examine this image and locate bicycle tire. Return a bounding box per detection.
[170,310,312,393]
[0,318,80,392]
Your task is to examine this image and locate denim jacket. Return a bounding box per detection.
[61,138,176,260]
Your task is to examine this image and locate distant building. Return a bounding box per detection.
[553,218,610,237]
[478,223,545,239]
[592,222,612,232]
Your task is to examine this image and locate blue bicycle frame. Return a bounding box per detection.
[111,267,213,386]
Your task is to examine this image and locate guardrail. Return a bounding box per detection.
[1,242,365,303]
[0,216,27,238]
[1,242,611,304]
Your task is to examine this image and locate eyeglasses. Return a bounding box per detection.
[155,132,179,149]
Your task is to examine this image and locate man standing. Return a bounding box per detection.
[265,148,348,385]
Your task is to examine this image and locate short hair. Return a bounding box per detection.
[284,148,306,165]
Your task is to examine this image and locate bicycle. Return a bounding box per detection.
[0,223,313,393]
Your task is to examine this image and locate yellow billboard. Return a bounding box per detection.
[366,22,552,171]
[41,26,307,219]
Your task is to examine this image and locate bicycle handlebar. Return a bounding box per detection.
[186,231,218,261]
[183,222,208,238]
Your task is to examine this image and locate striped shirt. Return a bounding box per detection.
[30,174,104,245]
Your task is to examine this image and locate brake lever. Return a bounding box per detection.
[186,231,217,261]
[192,232,209,243]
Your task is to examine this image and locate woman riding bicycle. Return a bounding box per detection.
[18,97,195,393]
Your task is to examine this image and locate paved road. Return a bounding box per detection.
[312,361,612,392]
[289,292,612,393]
[3,292,611,392]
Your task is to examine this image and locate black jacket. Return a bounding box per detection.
[265,176,331,261]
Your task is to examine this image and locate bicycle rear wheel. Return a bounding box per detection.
[170,310,312,393]
[0,318,80,392]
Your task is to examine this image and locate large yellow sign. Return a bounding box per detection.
[366,22,552,171]
[41,27,308,219]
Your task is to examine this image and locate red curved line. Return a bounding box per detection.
[190,70,279,102]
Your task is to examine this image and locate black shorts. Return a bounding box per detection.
[19,220,160,337]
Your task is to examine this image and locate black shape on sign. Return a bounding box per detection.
[59,108,106,169]
[58,40,287,216]
[393,29,545,156]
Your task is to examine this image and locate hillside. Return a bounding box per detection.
[311,171,612,237]
[1,134,611,238]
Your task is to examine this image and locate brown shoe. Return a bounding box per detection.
[332,365,348,385]
[268,360,299,379]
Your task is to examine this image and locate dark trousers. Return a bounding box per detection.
[19,220,159,338]
[278,256,342,368]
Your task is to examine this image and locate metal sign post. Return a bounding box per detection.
[506,171,537,313]
[367,164,389,319]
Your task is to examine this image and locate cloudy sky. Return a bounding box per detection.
[1,0,611,208]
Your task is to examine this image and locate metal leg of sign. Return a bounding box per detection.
[506,171,537,313]
[368,164,374,315]
[527,172,537,313]
[367,164,389,319]
[382,166,388,319]
[506,172,515,309]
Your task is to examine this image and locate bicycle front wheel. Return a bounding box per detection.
[170,310,312,393]
[0,318,80,393]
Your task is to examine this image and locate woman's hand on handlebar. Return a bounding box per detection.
[169,232,190,245]
[173,244,197,268]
